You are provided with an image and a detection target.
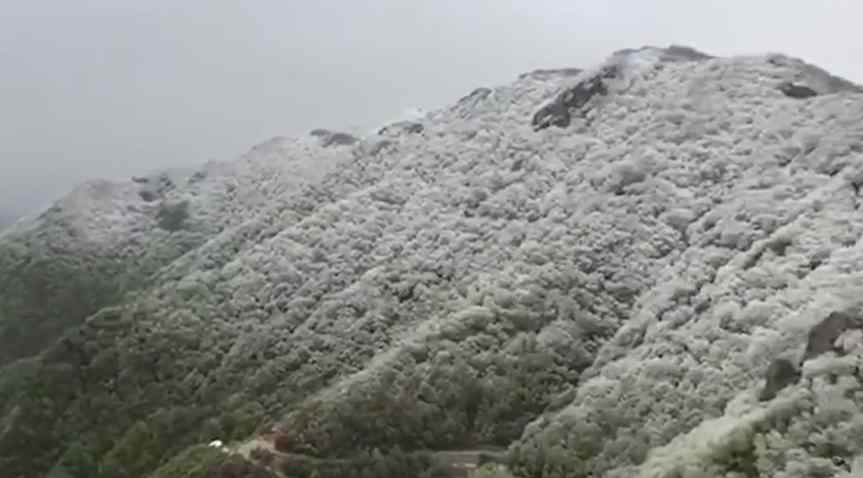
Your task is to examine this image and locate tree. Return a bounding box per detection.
[46,442,100,478]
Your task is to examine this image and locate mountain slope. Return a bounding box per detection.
[2,45,863,478]
[0,135,353,365]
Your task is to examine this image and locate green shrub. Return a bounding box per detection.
[278,448,433,478]
[146,445,224,478]
[157,201,190,231]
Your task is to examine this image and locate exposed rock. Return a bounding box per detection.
[457,87,493,105]
[450,87,494,119]
[661,44,715,61]
[378,120,424,137]
[778,82,818,99]
[532,45,716,131]
[518,67,582,80]
[309,129,359,147]
[614,44,714,62]
[802,310,863,363]
[758,358,801,401]
[139,190,158,202]
[778,55,863,92]
[531,65,617,130]
[189,170,207,184]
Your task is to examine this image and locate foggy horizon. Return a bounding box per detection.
[2,1,862,221]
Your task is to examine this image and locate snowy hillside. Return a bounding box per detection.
[2,45,863,478]
[0,133,356,365]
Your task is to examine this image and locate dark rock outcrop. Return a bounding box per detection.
[802,311,863,363]
[768,54,863,95]
[139,190,158,202]
[378,121,424,137]
[450,87,494,119]
[309,129,359,147]
[758,358,801,401]
[778,82,818,99]
[614,44,714,62]
[135,172,179,203]
[457,87,493,106]
[659,45,715,62]
[531,65,617,130]
[518,67,582,80]
[531,45,715,131]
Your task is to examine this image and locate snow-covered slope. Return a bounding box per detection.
[2,45,863,478]
[0,133,355,364]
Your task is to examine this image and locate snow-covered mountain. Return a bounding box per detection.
[2,45,863,478]
[0,133,356,365]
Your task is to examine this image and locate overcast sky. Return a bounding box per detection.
[1,0,862,217]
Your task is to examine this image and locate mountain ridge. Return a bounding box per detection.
[2,45,863,478]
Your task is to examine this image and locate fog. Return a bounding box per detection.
[1,0,861,220]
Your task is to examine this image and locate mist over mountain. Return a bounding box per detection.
[0,211,15,229]
[2,45,863,478]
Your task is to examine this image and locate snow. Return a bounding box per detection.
[4,45,863,477]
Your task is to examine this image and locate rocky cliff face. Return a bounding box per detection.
[2,46,863,478]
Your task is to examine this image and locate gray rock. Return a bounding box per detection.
[449,87,495,119]
[378,121,424,137]
[531,45,715,131]
[457,87,493,106]
[309,129,359,147]
[532,65,617,130]
[613,44,714,63]
[139,190,158,202]
[661,45,715,62]
[518,67,582,80]
[769,55,863,95]
[778,82,818,99]
[802,311,863,363]
[758,358,801,401]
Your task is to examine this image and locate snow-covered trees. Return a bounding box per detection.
[2,45,863,478]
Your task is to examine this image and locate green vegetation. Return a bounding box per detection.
[157,201,190,232]
[146,445,226,478]
[0,197,209,366]
[0,303,270,477]
[274,332,574,457]
[0,289,583,478]
[469,464,516,478]
[5,46,863,478]
[0,246,123,365]
[277,448,434,478]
